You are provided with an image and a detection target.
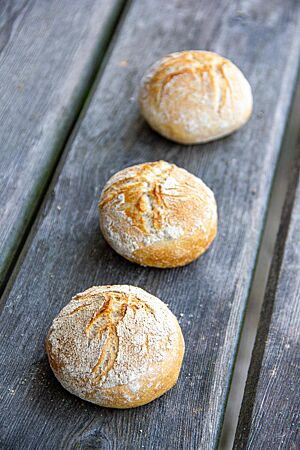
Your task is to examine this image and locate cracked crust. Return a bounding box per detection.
[139,50,253,144]
[99,160,217,268]
[46,285,185,408]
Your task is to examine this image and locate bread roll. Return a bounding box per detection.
[46,285,184,408]
[99,160,217,268]
[139,50,253,144]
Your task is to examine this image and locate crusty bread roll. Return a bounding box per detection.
[139,50,253,144]
[46,285,184,408]
[99,160,217,268]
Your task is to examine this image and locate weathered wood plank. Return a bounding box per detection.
[0,1,300,449]
[0,0,125,288]
[234,149,300,449]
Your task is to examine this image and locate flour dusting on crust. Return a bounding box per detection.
[99,161,217,266]
[139,51,253,144]
[46,285,184,408]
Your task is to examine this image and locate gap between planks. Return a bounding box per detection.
[219,69,300,450]
[234,126,300,449]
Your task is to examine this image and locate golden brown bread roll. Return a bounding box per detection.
[99,160,217,268]
[139,50,253,144]
[46,285,184,408]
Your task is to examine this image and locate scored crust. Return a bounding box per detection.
[99,160,217,268]
[139,50,253,144]
[46,285,185,408]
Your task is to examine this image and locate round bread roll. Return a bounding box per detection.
[99,160,217,268]
[139,50,253,144]
[46,285,184,408]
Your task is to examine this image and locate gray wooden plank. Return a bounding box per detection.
[0,0,300,449]
[234,148,300,449]
[0,0,125,288]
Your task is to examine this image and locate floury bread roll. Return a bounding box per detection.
[46,285,184,408]
[99,161,217,268]
[139,51,253,144]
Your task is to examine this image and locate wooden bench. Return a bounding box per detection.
[0,1,299,448]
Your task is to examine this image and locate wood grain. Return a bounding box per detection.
[0,0,124,288]
[234,148,300,449]
[0,0,300,449]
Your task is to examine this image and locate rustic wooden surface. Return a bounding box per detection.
[0,0,300,449]
[234,148,300,449]
[0,0,124,288]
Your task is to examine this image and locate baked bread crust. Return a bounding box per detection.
[139,50,253,144]
[46,285,184,408]
[99,160,217,268]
